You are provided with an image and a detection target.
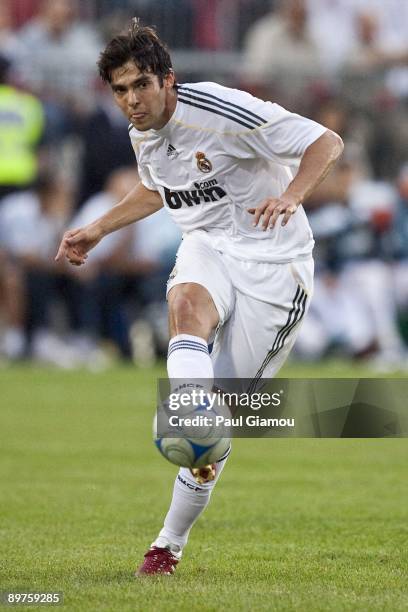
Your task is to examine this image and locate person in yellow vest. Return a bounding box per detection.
[0,54,45,199]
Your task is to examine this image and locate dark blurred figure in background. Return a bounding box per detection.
[127,206,181,365]
[68,167,181,364]
[67,167,137,361]
[340,7,408,180]
[0,173,71,364]
[0,54,45,199]
[296,98,407,368]
[77,89,135,206]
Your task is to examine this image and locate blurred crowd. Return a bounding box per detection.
[0,0,407,369]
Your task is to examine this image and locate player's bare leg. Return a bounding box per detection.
[168,282,219,337]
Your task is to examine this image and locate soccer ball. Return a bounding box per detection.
[153,389,231,468]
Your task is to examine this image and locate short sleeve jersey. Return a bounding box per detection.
[129,82,326,263]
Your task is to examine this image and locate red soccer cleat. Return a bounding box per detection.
[136,546,179,576]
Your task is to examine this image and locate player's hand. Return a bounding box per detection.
[55,225,103,266]
[248,194,299,230]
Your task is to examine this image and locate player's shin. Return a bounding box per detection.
[152,450,230,555]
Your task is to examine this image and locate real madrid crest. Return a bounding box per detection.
[196,151,212,173]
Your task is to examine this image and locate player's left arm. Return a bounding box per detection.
[249,130,344,229]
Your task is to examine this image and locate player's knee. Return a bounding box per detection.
[170,293,212,337]
[168,285,219,337]
[170,293,202,329]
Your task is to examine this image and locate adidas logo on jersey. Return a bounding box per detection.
[166,144,179,158]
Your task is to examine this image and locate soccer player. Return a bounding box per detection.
[55,19,343,575]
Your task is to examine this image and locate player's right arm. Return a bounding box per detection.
[55,182,162,266]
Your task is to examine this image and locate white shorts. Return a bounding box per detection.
[167,233,313,389]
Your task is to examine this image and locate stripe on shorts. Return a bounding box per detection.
[247,286,307,394]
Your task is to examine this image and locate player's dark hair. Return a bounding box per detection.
[97,18,174,86]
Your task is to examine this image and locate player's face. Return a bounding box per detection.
[110,61,176,131]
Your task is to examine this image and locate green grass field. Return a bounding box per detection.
[1,363,407,611]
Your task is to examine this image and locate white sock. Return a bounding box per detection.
[157,333,221,556]
[167,334,214,388]
[153,449,230,556]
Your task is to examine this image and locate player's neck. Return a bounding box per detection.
[154,88,178,130]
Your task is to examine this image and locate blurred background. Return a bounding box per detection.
[0,0,407,372]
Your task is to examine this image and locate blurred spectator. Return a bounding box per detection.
[339,9,408,180]
[341,6,408,99]
[306,0,358,73]
[0,173,71,363]
[305,99,369,216]
[17,0,102,118]
[307,0,408,94]
[299,97,407,366]
[298,180,407,367]
[360,0,408,99]
[77,90,135,206]
[127,208,182,364]
[66,167,137,359]
[242,0,323,106]
[67,167,181,363]
[236,0,275,49]
[337,182,403,367]
[343,11,384,76]
[0,54,45,198]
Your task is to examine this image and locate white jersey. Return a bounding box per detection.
[129,82,326,263]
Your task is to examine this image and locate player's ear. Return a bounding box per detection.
[164,70,175,90]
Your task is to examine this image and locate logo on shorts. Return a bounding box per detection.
[196,151,212,173]
[168,266,178,281]
[167,144,179,159]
